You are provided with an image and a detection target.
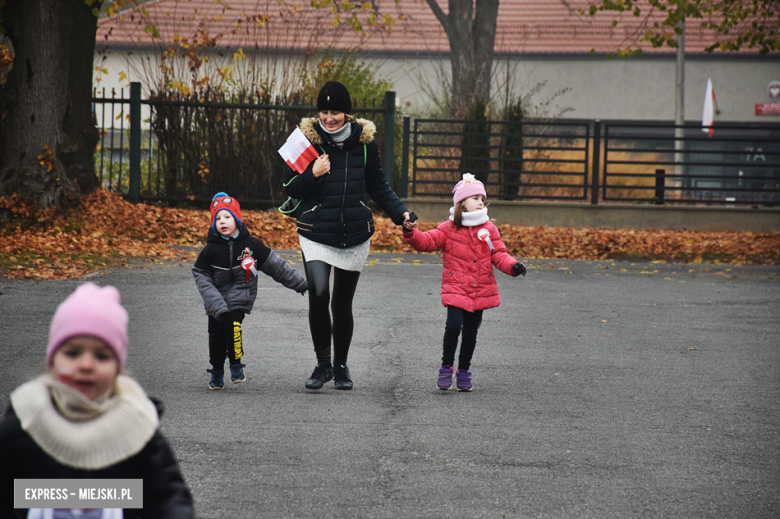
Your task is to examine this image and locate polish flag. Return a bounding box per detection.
[279,128,319,174]
[702,78,716,138]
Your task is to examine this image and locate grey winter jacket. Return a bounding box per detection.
[192,225,307,319]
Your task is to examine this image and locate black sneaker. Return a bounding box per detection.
[333,364,353,390]
[305,362,333,390]
[229,362,246,383]
[207,368,224,390]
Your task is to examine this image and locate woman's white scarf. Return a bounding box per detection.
[318,120,352,147]
[10,374,159,469]
[448,207,489,227]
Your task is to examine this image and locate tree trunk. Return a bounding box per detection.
[425,0,499,115]
[61,0,102,194]
[0,0,101,212]
[499,98,523,200]
[460,98,491,185]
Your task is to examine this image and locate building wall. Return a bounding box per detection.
[374,54,780,123]
[95,48,780,123]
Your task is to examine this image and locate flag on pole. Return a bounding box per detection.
[278,128,319,174]
[702,78,716,138]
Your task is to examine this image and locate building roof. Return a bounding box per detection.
[96,0,756,56]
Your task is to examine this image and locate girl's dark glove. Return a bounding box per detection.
[512,261,527,277]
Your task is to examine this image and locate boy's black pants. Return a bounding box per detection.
[208,310,245,370]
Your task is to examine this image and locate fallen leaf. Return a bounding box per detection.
[2,188,779,280]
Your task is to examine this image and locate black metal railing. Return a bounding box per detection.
[92,84,780,206]
[92,86,132,193]
[601,121,780,205]
[401,117,591,201]
[401,116,780,205]
[92,82,394,204]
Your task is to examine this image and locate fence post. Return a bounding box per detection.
[383,91,396,189]
[401,115,410,198]
[128,82,141,204]
[655,169,665,204]
[591,119,601,205]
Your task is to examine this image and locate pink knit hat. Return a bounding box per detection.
[46,283,129,366]
[452,173,487,206]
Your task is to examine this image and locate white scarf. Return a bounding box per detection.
[10,374,159,470]
[318,120,352,147]
[448,206,489,227]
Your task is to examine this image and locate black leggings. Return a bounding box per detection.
[303,258,361,366]
[442,306,483,371]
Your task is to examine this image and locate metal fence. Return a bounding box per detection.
[92,82,396,205]
[600,121,780,205]
[401,117,780,205]
[400,117,592,201]
[93,84,780,207]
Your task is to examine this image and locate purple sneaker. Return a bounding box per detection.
[456,369,472,391]
[437,365,453,390]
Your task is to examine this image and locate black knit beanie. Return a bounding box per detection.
[317,81,352,114]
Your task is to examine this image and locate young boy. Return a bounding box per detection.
[193,192,308,389]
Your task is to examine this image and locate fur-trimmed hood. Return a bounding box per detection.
[283,114,409,247]
[299,116,376,145]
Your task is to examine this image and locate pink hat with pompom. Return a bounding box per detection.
[452,173,487,206]
[46,283,129,366]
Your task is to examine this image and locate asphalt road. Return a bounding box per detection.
[1,253,778,518]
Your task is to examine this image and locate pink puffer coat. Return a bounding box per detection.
[404,220,519,312]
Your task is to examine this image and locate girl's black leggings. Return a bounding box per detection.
[442,306,483,371]
[303,258,361,366]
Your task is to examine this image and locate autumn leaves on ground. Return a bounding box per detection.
[0,189,778,279]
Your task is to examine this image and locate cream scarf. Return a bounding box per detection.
[10,374,159,470]
[448,207,489,227]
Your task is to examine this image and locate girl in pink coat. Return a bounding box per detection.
[403,173,526,391]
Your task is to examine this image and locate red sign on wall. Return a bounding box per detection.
[755,103,780,115]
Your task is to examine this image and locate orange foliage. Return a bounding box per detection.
[1,188,778,280]
[37,144,56,173]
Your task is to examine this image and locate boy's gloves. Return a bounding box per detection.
[512,261,527,277]
[215,311,228,322]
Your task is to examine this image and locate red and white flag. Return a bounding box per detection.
[702,78,716,138]
[278,127,319,174]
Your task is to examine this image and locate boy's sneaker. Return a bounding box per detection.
[333,364,353,390]
[437,365,454,390]
[230,362,246,383]
[305,362,333,390]
[207,368,224,390]
[456,369,472,392]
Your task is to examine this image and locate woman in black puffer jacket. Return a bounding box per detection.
[283,81,410,391]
